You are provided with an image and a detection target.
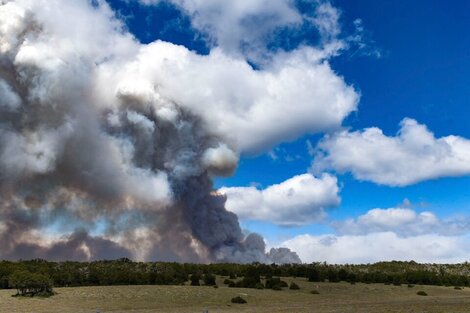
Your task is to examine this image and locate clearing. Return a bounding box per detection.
[3,278,470,313]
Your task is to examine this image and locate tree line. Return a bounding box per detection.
[2,259,470,295]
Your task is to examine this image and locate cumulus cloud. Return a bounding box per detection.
[312,118,470,186]
[280,206,470,263]
[0,0,358,263]
[333,207,470,237]
[99,41,358,153]
[219,173,340,226]
[137,0,344,62]
[282,232,470,264]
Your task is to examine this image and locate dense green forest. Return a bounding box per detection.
[3,258,470,295]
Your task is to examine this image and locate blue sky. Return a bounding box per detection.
[4,0,470,263]
[100,0,470,262]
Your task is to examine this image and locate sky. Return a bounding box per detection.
[103,0,470,263]
[1,0,470,264]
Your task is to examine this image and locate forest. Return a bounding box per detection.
[3,258,470,296]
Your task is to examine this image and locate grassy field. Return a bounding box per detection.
[4,277,470,313]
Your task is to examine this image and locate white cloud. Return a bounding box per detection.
[312,118,470,186]
[333,207,470,237]
[91,1,359,153]
[219,173,340,226]
[138,0,327,61]
[0,0,356,262]
[98,42,358,153]
[282,232,470,264]
[281,207,470,263]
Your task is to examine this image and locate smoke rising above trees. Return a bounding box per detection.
[0,0,358,263]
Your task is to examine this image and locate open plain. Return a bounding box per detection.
[4,278,470,313]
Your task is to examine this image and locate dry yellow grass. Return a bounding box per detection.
[3,278,470,313]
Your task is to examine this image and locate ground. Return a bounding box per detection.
[3,278,470,313]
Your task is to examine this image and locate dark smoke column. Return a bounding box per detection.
[0,0,302,264]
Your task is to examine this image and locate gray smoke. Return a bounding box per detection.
[0,0,301,264]
[268,247,302,264]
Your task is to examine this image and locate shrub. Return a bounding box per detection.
[327,269,340,283]
[229,273,237,280]
[255,283,264,289]
[407,284,415,288]
[417,291,428,296]
[9,270,54,297]
[454,286,462,290]
[310,290,320,294]
[265,277,288,289]
[213,285,218,289]
[272,285,282,291]
[224,279,234,285]
[265,277,281,289]
[289,282,300,290]
[392,276,403,286]
[338,269,349,281]
[347,273,357,284]
[231,296,247,304]
[190,274,200,286]
[238,276,260,288]
[307,268,321,282]
[203,273,216,286]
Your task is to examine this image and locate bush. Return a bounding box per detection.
[454,286,462,290]
[9,270,54,297]
[407,284,415,288]
[203,273,216,286]
[190,274,200,286]
[310,290,320,294]
[265,277,281,289]
[347,273,357,284]
[231,296,247,304]
[213,285,218,289]
[417,291,428,296]
[272,285,282,291]
[289,282,300,290]
[224,279,234,285]
[238,276,260,288]
[307,268,321,282]
[327,269,339,283]
[255,283,264,289]
[265,277,288,290]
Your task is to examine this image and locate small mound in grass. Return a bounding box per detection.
[417,291,428,296]
[310,290,320,294]
[231,296,247,304]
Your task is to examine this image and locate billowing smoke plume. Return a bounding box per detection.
[0,0,316,263]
